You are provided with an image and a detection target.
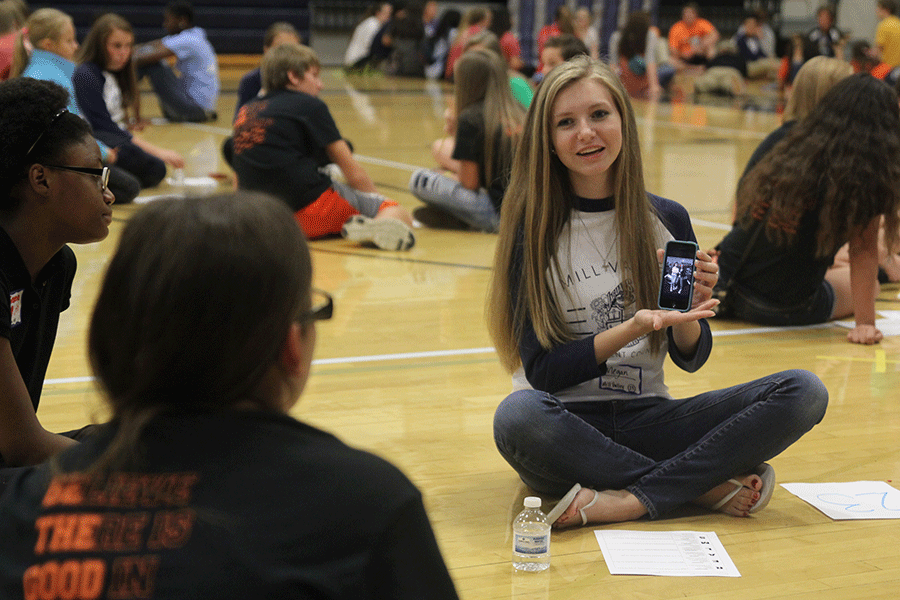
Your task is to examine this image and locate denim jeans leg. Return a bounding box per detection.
[493,389,658,497]
[409,169,499,231]
[493,370,827,520]
[139,62,207,122]
[617,369,828,518]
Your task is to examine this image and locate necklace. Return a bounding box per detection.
[575,212,618,273]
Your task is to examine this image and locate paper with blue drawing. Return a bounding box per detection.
[781,481,900,520]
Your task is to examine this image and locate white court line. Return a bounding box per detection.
[691,218,732,232]
[42,325,837,386]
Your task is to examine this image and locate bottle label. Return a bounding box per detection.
[514,533,549,555]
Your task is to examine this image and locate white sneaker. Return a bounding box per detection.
[341,215,415,251]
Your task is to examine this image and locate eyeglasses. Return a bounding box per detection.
[25,108,69,158]
[298,288,333,323]
[43,165,111,193]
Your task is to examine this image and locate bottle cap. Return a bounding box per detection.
[524,496,542,508]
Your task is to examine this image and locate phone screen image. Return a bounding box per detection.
[658,241,697,312]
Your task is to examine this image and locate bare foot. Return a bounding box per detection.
[694,473,762,517]
[554,488,648,529]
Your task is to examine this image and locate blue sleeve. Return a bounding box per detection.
[73,63,131,148]
[651,194,713,371]
[510,237,607,394]
[235,68,261,122]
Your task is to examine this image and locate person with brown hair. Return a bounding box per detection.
[74,13,184,191]
[715,74,900,343]
[487,56,827,527]
[0,192,459,600]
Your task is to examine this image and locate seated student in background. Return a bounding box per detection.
[384,1,425,77]
[735,11,780,79]
[850,39,894,82]
[715,74,900,344]
[427,30,530,171]
[489,7,524,72]
[74,13,184,192]
[232,44,415,251]
[235,21,300,120]
[535,33,588,84]
[410,48,525,231]
[423,8,460,79]
[611,10,673,100]
[0,0,27,81]
[134,0,219,122]
[0,192,460,600]
[668,2,719,70]
[344,2,392,70]
[12,7,140,203]
[444,6,489,80]
[0,78,114,491]
[807,4,844,58]
[536,5,574,72]
[574,7,599,60]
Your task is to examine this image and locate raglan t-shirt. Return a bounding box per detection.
[512,194,712,402]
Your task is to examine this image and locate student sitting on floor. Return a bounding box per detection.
[232,43,415,251]
[74,13,184,192]
[234,21,301,121]
[134,0,219,123]
[0,77,114,492]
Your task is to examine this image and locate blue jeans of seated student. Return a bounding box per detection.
[728,280,835,327]
[409,168,500,232]
[138,61,208,122]
[493,369,827,519]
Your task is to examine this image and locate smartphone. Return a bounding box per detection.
[658,240,698,312]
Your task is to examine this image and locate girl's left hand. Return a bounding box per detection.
[691,248,718,307]
[656,248,719,308]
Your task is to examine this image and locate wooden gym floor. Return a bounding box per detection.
[38,62,900,598]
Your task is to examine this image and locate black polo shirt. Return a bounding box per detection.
[0,226,76,411]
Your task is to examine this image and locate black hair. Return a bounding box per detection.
[88,192,312,470]
[165,1,194,25]
[0,77,93,211]
[489,6,512,37]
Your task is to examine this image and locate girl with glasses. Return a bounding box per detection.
[0,77,114,489]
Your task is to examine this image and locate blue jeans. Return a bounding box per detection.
[409,168,500,232]
[728,280,835,326]
[138,62,209,122]
[493,369,827,519]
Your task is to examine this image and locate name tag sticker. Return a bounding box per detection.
[10,289,23,327]
[600,364,642,395]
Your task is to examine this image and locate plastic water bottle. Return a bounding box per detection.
[512,497,550,571]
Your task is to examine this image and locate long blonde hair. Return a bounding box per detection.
[783,56,852,121]
[10,8,72,78]
[488,56,663,373]
[453,48,525,190]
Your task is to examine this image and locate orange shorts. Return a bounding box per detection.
[293,187,398,239]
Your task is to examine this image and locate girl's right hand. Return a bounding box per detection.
[634,298,719,333]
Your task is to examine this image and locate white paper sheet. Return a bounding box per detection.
[834,312,900,336]
[593,530,740,577]
[781,481,900,520]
